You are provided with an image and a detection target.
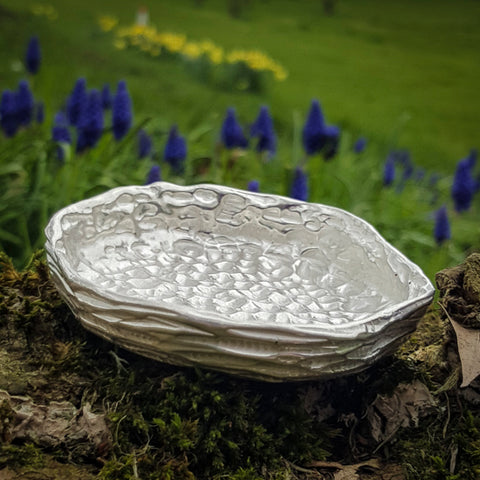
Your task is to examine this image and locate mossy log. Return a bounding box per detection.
[1,251,480,479]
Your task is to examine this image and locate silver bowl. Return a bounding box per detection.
[45,182,434,381]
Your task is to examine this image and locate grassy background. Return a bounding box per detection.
[0,0,479,172]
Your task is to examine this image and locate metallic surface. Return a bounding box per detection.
[45,182,434,381]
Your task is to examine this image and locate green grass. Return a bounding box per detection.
[0,0,479,170]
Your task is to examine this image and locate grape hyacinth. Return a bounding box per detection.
[221,107,247,149]
[52,111,71,161]
[434,206,451,245]
[302,99,340,159]
[383,155,395,186]
[0,90,19,137]
[101,83,112,110]
[16,80,34,127]
[290,167,308,201]
[247,180,259,192]
[451,156,476,212]
[250,105,276,157]
[25,36,41,74]
[138,129,153,159]
[112,80,133,141]
[145,164,161,184]
[164,126,187,174]
[353,137,367,153]
[302,99,325,155]
[322,125,340,160]
[76,89,104,152]
[67,78,87,126]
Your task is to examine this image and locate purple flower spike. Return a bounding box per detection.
[302,99,340,159]
[67,78,87,127]
[322,125,340,160]
[434,206,451,245]
[76,89,104,152]
[302,99,325,156]
[52,110,72,161]
[353,137,367,154]
[16,80,34,127]
[221,107,247,149]
[101,83,112,110]
[25,36,41,74]
[112,80,133,141]
[383,155,395,186]
[145,164,162,184]
[247,180,259,192]
[451,156,476,212]
[164,126,187,174]
[290,167,308,201]
[0,90,19,137]
[138,129,153,159]
[250,105,276,157]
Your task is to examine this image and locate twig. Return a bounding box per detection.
[442,391,450,439]
[284,459,325,478]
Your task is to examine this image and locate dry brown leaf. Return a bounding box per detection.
[307,459,381,480]
[450,318,480,387]
[0,390,111,456]
[366,380,436,443]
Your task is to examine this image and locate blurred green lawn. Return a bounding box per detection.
[0,0,478,172]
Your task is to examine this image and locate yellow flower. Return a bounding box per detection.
[182,42,201,59]
[98,15,118,32]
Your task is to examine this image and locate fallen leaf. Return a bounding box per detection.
[450,318,480,387]
[366,380,436,443]
[307,459,381,480]
[0,390,112,456]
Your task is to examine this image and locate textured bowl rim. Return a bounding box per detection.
[45,182,435,336]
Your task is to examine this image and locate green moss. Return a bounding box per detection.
[0,443,45,469]
[2,252,480,480]
[393,408,480,480]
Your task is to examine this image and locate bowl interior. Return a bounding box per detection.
[47,183,433,327]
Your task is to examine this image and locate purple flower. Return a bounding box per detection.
[138,129,153,159]
[76,89,104,152]
[322,125,340,161]
[400,152,413,182]
[0,90,19,137]
[52,111,71,161]
[54,111,68,126]
[250,105,276,156]
[221,107,247,149]
[25,36,41,74]
[451,156,476,212]
[36,101,44,124]
[67,78,87,126]
[290,167,308,201]
[302,99,340,159]
[434,206,451,245]
[302,99,325,155]
[101,83,112,110]
[16,80,34,127]
[247,180,259,192]
[383,155,395,186]
[145,164,161,184]
[164,126,187,173]
[112,80,133,141]
[353,137,367,153]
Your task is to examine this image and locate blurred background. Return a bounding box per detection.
[0,0,479,278]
